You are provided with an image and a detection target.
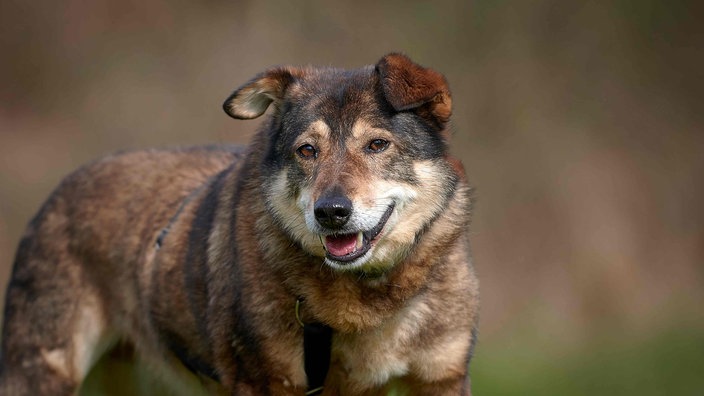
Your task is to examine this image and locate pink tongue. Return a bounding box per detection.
[325,234,358,257]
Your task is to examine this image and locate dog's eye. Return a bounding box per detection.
[296,144,317,159]
[366,139,390,153]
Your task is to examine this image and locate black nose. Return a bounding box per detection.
[314,195,352,229]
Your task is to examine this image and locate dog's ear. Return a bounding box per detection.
[223,67,300,119]
[376,53,452,128]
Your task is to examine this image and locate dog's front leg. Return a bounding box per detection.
[407,375,472,396]
[320,363,471,396]
[226,382,303,396]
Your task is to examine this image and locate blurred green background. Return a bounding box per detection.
[1,0,703,394]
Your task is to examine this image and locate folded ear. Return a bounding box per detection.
[223,67,300,119]
[376,53,452,128]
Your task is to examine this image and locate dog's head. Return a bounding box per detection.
[224,54,461,273]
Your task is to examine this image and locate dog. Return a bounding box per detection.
[0,53,479,395]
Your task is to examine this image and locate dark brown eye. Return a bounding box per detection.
[366,139,390,153]
[296,144,317,159]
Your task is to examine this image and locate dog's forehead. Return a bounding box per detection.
[285,65,388,134]
[294,67,379,108]
[294,65,375,92]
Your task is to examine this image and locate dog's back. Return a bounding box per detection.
[1,146,242,394]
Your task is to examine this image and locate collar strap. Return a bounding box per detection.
[296,299,332,395]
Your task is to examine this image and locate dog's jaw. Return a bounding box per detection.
[322,204,394,261]
[321,203,395,271]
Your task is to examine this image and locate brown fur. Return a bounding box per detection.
[1,54,479,395]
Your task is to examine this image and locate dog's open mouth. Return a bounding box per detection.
[323,204,395,263]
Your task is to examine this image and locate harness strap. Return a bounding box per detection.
[297,299,332,395]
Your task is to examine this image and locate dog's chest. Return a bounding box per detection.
[330,296,432,387]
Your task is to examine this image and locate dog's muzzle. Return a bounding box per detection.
[318,204,395,264]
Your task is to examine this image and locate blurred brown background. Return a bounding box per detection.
[1,1,703,394]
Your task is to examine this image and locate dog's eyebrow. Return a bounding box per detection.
[350,119,394,139]
[306,120,332,138]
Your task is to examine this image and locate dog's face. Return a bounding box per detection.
[224,54,459,272]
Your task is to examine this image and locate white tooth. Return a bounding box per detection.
[356,231,363,250]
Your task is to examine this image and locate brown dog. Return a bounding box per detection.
[0,53,479,395]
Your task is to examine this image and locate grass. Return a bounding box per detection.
[471,326,704,395]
